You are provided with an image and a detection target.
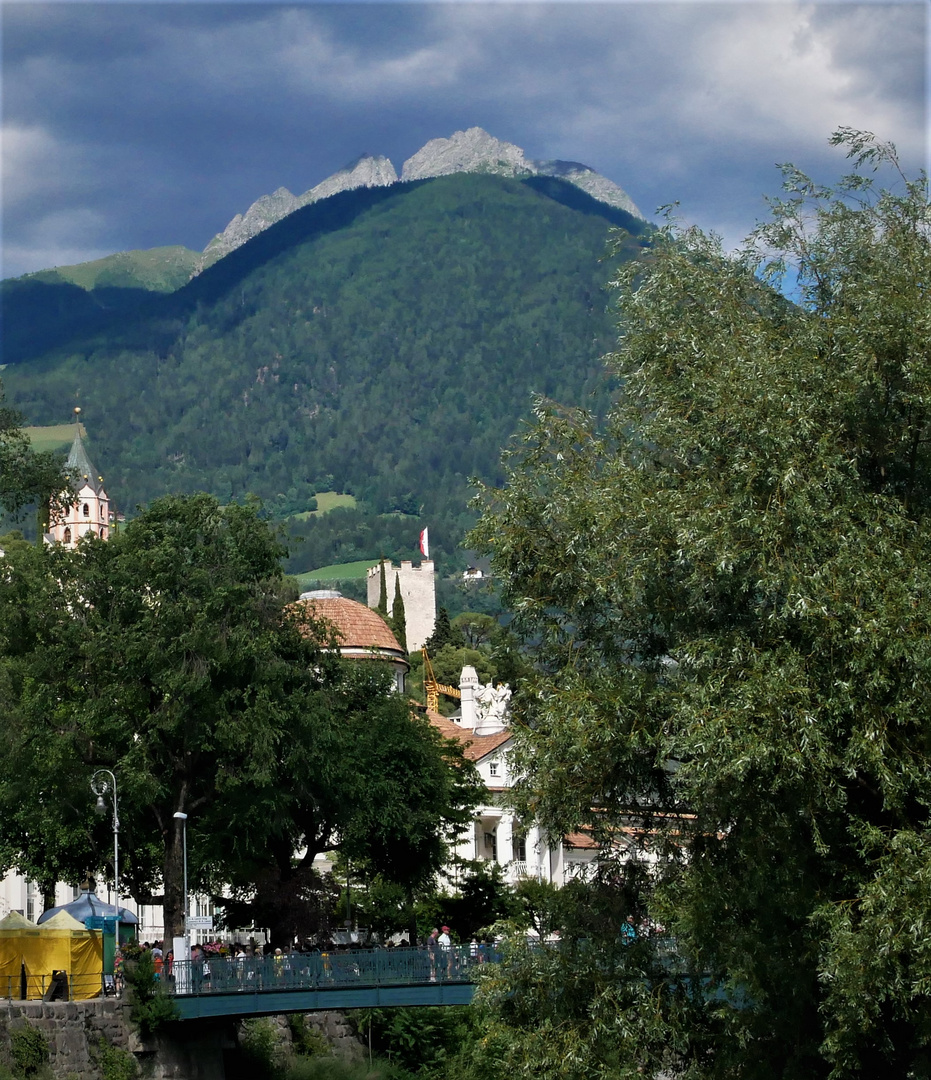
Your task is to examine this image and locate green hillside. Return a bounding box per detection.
[2,174,648,572]
[296,560,375,585]
[22,423,85,452]
[293,491,357,518]
[20,246,201,293]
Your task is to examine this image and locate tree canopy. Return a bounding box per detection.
[0,493,478,942]
[470,131,931,1077]
[0,389,66,521]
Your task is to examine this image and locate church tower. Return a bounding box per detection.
[47,415,110,548]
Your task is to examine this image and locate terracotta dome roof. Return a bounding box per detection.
[294,595,404,654]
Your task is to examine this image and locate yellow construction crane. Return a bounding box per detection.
[422,647,461,713]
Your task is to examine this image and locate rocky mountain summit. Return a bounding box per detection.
[203,128,642,264]
[202,153,397,266]
[400,128,643,219]
[9,129,643,287]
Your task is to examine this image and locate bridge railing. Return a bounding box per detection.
[165,945,496,996]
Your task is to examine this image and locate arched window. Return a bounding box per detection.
[83,503,90,517]
[99,527,105,538]
[63,527,72,544]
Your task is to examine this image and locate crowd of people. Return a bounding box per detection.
[113,931,499,995]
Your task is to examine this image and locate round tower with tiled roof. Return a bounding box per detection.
[294,591,409,692]
[47,415,110,548]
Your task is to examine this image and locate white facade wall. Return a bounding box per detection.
[445,740,596,888]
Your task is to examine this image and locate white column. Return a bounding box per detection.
[459,666,479,729]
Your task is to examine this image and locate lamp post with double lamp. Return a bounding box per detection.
[172,812,190,991]
[90,769,119,905]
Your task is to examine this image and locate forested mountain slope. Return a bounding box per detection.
[4,174,648,570]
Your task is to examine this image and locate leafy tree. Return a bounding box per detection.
[0,538,104,906]
[438,861,517,940]
[0,493,479,945]
[451,612,498,648]
[0,494,324,936]
[431,645,495,689]
[470,131,931,1077]
[511,878,564,941]
[0,389,66,523]
[217,663,482,944]
[390,573,408,652]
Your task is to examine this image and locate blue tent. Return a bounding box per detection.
[37,890,138,937]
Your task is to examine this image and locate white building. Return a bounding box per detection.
[426,666,601,887]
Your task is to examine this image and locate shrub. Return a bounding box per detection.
[8,1023,49,1078]
[121,947,179,1037]
[92,1038,138,1080]
[286,1016,328,1059]
[358,1007,475,1075]
[240,1018,285,1080]
[286,1057,408,1080]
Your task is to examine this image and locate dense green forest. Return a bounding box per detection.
[3,174,648,573]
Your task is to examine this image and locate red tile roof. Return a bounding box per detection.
[293,597,403,653]
[426,709,511,762]
[565,831,599,850]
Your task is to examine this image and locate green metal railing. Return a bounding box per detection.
[166,945,495,997]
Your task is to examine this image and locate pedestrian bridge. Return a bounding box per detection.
[166,946,489,1020]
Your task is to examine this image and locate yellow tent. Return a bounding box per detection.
[0,909,104,1000]
[0,912,34,928]
[0,912,35,997]
[39,911,104,1000]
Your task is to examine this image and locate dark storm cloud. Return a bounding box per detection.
[2,2,926,278]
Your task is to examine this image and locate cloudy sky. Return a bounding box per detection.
[2,1,927,280]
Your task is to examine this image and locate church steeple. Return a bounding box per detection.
[46,409,111,548]
[65,429,105,496]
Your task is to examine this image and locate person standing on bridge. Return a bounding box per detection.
[427,928,439,981]
[438,926,453,979]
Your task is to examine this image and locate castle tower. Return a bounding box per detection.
[47,425,110,549]
[367,558,436,652]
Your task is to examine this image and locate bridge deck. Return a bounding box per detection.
[167,945,487,1019]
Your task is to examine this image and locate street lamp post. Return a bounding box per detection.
[173,812,188,935]
[90,769,119,904]
[172,811,190,992]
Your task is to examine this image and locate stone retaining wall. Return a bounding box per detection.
[0,999,365,1079]
[0,998,230,1080]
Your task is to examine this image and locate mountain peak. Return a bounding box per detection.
[201,155,398,268]
[401,127,641,218]
[401,127,534,181]
[201,129,643,267]
[298,153,397,207]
